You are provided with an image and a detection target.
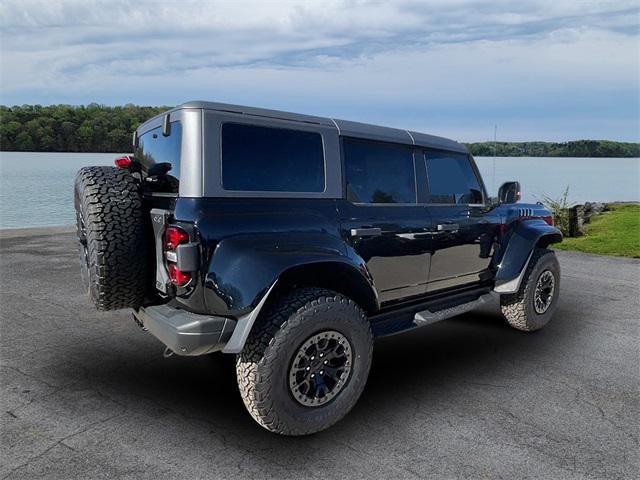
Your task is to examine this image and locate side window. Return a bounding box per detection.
[343,138,416,204]
[424,151,484,204]
[221,123,325,192]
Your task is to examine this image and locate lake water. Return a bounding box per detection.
[474,156,640,205]
[0,152,638,229]
[0,152,118,229]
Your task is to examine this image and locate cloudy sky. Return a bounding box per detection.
[1,0,638,141]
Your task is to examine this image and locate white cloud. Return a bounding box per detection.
[0,0,638,140]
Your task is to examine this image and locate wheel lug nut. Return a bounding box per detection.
[320,370,324,375]
[323,360,328,365]
[306,366,310,371]
[311,356,315,360]
[311,373,315,378]
[319,353,323,357]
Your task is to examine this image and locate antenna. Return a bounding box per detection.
[492,123,497,192]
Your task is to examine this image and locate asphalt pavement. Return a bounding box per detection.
[1,228,638,479]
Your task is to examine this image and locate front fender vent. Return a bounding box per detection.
[518,208,534,217]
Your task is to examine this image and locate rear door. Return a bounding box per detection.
[337,138,432,303]
[420,150,495,292]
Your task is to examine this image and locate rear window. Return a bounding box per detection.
[135,122,182,193]
[424,151,483,204]
[343,138,416,204]
[221,123,325,192]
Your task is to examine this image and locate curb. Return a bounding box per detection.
[0,225,75,240]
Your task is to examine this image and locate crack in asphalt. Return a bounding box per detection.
[1,411,127,480]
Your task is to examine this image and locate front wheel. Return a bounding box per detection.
[236,288,373,435]
[500,248,561,332]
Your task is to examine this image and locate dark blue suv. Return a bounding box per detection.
[74,101,562,435]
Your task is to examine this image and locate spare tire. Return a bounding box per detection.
[74,166,148,311]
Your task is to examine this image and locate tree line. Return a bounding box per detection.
[466,140,639,158]
[0,104,168,153]
[1,104,639,157]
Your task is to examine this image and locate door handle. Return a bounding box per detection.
[350,227,382,237]
[436,223,459,232]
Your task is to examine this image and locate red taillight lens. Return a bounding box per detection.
[163,226,192,286]
[114,156,132,168]
[542,215,554,226]
[167,263,192,287]
[164,227,189,250]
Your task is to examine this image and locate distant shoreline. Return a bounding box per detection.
[2,104,639,158]
[466,140,639,158]
[1,150,639,159]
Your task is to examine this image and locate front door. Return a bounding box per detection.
[337,138,432,303]
[420,150,495,291]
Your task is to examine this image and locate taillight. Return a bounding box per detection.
[163,226,191,287]
[167,263,191,286]
[164,227,189,250]
[114,156,132,168]
[542,215,554,226]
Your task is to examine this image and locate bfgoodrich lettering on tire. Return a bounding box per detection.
[236,288,373,435]
[73,166,148,311]
[500,248,560,332]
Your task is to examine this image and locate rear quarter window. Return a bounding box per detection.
[135,122,182,193]
[221,123,325,193]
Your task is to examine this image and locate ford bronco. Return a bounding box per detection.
[74,101,562,435]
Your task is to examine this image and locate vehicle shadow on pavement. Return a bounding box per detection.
[49,304,560,446]
[6,299,585,480]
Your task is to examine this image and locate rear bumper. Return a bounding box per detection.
[133,305,236,356]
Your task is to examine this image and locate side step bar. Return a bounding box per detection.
[370,288,495,337]
[414,293,493,326]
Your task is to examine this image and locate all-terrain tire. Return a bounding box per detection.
[500,248,560,332]
[236,288,373,435]
[73,166,148,311]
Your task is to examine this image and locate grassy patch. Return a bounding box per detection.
[554,204,640,258]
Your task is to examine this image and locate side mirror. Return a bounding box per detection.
[498,181,521,204]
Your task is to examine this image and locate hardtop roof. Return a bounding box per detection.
[141,100,468,154]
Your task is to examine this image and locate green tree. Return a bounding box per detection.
[1,103,638,156]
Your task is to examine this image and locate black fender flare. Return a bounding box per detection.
[494,219,562,293]
[202,233,377,313]
[201,234,378,353]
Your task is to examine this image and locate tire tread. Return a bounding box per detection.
[500,248,558,332]
[74,166,147,311]
[236,287,372,435]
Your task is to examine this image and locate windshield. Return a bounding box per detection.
[135,121,182,193]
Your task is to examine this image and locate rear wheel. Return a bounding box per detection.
[500,248,560,332]
[74,166,148,311]
[236,288,373,435]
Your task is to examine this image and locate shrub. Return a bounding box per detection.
[541,186,573,236]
